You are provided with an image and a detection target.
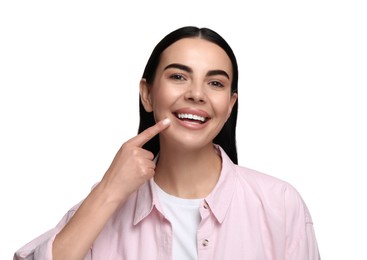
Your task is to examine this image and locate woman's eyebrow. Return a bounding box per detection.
[206,70,230,79]
[164,63,192,73]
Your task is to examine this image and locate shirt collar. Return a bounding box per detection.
[133,145,237,225]
[205,145,237,223]
[133,178,160,225]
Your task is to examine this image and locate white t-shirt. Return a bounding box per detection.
[153,181,203,260]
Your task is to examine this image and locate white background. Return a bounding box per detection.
[1,0,366,259]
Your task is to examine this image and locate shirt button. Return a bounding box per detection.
[202,239,209,247]
[203,203,208,209]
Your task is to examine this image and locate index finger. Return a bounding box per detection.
[126,118,171,147]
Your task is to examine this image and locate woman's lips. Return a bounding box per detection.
[173,108,211,129]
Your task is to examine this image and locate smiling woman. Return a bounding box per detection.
[14,26,320,260]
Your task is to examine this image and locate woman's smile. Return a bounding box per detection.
[173,108,211,129]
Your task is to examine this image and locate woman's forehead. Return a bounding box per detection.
[159,38,232,75]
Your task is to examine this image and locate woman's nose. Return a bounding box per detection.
[184,83,206,103]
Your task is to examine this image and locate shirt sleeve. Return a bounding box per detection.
[284,184,321,260]
[13,203,85,260]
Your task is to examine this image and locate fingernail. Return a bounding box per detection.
[162,118,170,125]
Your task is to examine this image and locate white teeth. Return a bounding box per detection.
[177,113,206,122]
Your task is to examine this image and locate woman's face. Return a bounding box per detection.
[140,38,237,150]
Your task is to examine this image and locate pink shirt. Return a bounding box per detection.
[14,146,320,259]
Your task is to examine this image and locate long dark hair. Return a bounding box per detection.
[138,26,239,164]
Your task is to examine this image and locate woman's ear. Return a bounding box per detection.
[140,79,153,112]
[227,92,238,119]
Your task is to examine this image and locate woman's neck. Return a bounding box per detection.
[154,143,222,199]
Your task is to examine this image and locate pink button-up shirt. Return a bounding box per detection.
[14,146,320,259]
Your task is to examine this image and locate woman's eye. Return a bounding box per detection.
[170,74,186,81]
[209,81,224,88]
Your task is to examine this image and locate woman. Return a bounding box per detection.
[14,26,320,260]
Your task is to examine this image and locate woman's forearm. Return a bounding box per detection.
[52,182,124,260]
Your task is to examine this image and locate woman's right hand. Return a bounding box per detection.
[98,118,171,204]
[53,118,170,260]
